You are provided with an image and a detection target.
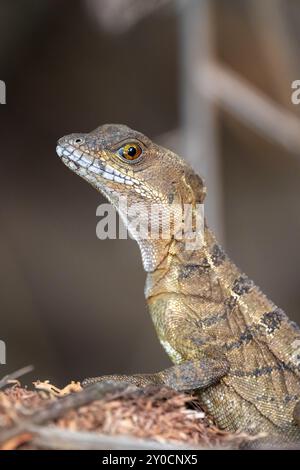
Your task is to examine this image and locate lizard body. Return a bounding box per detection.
[56,124,300,443]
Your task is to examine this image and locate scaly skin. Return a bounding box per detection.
[56,124,300,443]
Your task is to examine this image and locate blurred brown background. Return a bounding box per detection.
[0,0,300,386]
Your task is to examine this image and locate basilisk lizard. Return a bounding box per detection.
[56,124,300,444]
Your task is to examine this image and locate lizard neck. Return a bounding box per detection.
[144,224,225,302]
[136,206,204,273]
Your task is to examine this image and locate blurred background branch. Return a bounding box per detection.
[85,0,172,33]
[248,0,299,108]
[199,62,300,156]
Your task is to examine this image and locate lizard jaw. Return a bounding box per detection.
[56,144,134,187]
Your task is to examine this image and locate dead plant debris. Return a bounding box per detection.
[0,381,251,450]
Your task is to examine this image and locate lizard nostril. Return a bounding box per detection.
[75,138,83,144]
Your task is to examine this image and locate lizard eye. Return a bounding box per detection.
[117,143,142,162]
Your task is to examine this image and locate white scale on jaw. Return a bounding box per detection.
[56,145,137,186]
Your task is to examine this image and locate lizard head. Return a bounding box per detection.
[56,124,206,270]
[56,123,206,207]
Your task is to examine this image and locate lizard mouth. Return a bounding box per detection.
[56,144,133,186]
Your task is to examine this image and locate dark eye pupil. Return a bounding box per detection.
[127,146,136,157]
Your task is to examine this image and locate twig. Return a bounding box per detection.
[27,425,201,450]
[0,381,136,448]
[0,365,34,390]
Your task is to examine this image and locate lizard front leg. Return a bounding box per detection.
[82,323,230,391]
[82,356,229,391]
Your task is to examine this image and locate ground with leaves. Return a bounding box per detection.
[0,380,252,450]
